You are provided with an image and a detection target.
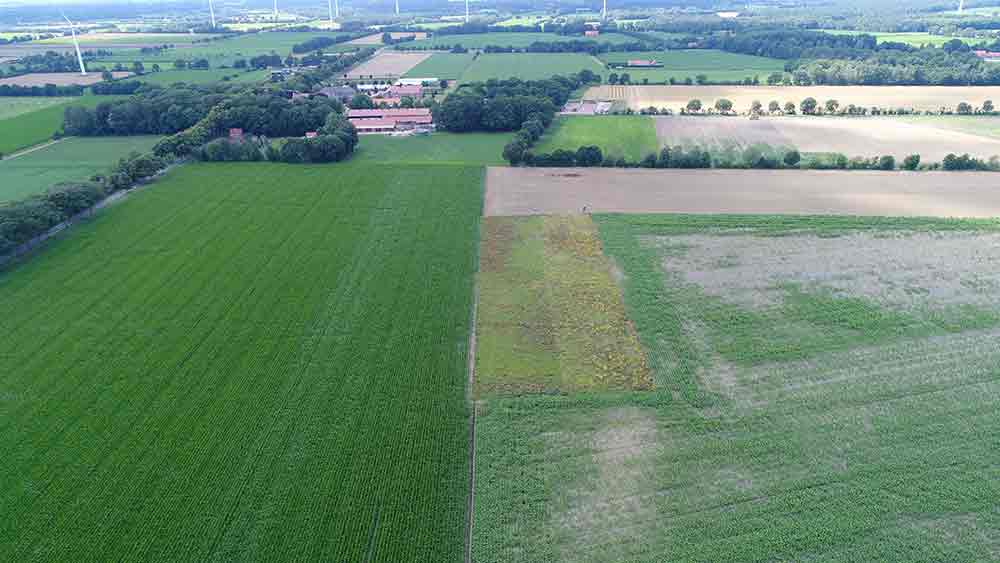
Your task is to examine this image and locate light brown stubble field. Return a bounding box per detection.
[485,167,1000,218]
[653,116,1000,161]
[590,84,1000,113]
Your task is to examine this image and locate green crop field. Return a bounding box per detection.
[0,161,481,562]
[0,95,123,156]
[534,115,658,161]
[135,68,269,86]
[460,53,605,83]
[473,213,1000,562]
[403,53,475,79]
[0,136,160,202]
[598,49,785,83]
[37,32,224,46]
[353,132,511,165]
[0,97,80,120]
[409,32,637,50]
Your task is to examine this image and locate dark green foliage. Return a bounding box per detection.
[903,154,921,170]
[0,181,105,254]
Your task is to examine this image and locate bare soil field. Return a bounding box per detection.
[348,31,428,45]
[485,167,1000,218]
[0,71,131,86]
[654,116,1000,161]
[345,51,431,78]
[589,84,1000,113]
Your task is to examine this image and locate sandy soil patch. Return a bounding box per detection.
[655,232,1000,311]
[485,167,1000,218]
[589,84,1000,113]
[552,407,660,562]
[345,51,431,78]
[654,116,1000,161]
[0,72,130,87]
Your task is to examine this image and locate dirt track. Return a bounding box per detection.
[654,116,1000,161]
[485,167,1000,218]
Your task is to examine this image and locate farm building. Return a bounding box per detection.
[607,59,664,69]
[398,78,436,86]
[585,30,600,37]
[314,86,357,101]
[348,108,433,133]
[974,50,1000,61]
[386,84,423,97]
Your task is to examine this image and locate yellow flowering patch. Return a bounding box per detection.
[475,215,652,396]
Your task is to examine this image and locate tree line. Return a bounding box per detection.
[193,113,358,164]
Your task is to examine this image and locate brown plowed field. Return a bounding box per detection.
[653,116,1000,161]
[485,167,1000,218]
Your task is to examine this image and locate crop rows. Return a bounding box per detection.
[472,214,1000,562]
[0,161,482,562]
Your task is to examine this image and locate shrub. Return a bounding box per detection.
[902,154,921,170]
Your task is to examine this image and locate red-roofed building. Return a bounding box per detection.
[387,84,423,98]
[348,108,434,133]
[974,50,1000,60]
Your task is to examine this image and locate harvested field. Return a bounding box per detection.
[345,51,431,78]
[485,167,1000,218]
[653,116,1000,161]
[588,84,1000,113]
[0,71,130,86]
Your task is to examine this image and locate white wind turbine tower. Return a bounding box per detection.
[959,0,965,13]
[62,13,87,76]
[208,0,216,28]
[465,0,470,23]
[602,0,607,21]
[328,0,339,24]
[274,0,279,23]
[395,0,400,16]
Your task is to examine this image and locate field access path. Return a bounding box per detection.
[485,167,1000,218]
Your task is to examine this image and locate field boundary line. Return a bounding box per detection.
[2,137,67,161]
[464,278,480,563]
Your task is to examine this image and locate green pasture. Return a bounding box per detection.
[353,132,511,165]
[0,97,76,120]
[534,115,658,161]
[0,136,160,202]
[37,32,224,46]
[459,53,605,83]
[598,49,785,83]
[134,68,269,86]
[0,161,481,562]
[0,95,123,156]
[817,30,978,47]
[403,53,475,79]
[895,115,1000,139]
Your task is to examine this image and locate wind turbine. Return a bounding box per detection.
[208,0,216,28]
[395,0,400,16]
[273,0,279,23]
[328,0,338,24]
[465,0,470,23]
[62,13,86,76]
[602,0,607,21]
[959,0,965,13]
